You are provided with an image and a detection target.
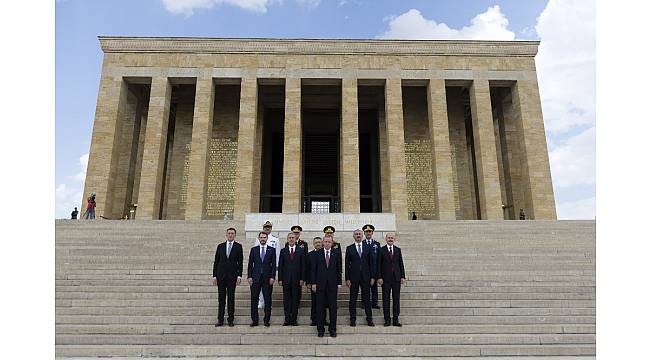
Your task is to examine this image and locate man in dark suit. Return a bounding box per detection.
[278,232,307,326]
[362,224,381,309]
[212,227,243,327]
[311,233,342,337]
[306,236,323,326]
[345,229,376,327]
[377,232,406,327]
[247,232,276,327]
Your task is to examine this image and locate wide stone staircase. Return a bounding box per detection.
[55,220,595,358]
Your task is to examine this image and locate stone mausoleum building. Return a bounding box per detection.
[81,37,556,221]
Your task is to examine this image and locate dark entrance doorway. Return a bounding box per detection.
[302,109,340,213]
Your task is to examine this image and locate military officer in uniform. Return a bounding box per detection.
[323,226,341,255]
[362,224,382,309]
[288,225,310,252]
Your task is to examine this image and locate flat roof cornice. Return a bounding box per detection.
[98,36,539,57]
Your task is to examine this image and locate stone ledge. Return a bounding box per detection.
[98,37,540,57]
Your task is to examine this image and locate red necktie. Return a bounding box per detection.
[290,247,294,260]
[325,251,330,268]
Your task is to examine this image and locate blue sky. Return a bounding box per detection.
[55,0,595,219]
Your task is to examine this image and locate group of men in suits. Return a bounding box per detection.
[211,222,406,337]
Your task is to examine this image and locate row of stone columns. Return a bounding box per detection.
[83,75,555,221]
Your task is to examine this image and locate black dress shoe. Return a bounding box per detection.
[317,332,324,337]
[324,321,330,326]
[372,305,381,309]
[367,320,375,327]
[228,322,234,327]
[215,321,224,327]
[283,321,290,326]
[330,332,337,337]
[310,321,316,326]
[291,322,298,326]
[264,321,270,327]
[392,321,402,327]
[350,319,356,327]
[250,321,259,327]
[384,320,391,326]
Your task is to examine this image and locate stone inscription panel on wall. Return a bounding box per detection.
[206,138,238,218]
[179,143,192,212]
[405,140,436,219]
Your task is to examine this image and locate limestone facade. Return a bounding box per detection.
[81,37,557,220]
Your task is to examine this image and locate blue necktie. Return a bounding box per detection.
[261,246,266,260]
[227,242,232,258]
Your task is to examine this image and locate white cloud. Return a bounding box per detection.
[378,6,515,40]
[161,0,319,16]
[535,0,595,134]
[549,126,595,188]
[535,0,595,219]
[556,196,595,220]
[162,0,272,16]
[55,153,88,219]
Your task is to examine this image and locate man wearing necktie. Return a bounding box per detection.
[212,228,243,327]
[278,232,307,326]
[377,232,406,327]
[362,224,381,309]
[247,232,276,327]
[345,229,376,327]
[311,233,342,337]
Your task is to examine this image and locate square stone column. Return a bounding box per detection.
[233,78,259,220]
[469,79,504,219]
[136,77,172,219]
[384,78,408,220]
[81,74,128,219]
[340,77,360,213]
[511,79,557,219]
[185,77,215,220]
[282,78,302,213]
[427,79,456,220]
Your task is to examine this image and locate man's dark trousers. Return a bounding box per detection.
[250,280,272,323]
[217,279,237,323]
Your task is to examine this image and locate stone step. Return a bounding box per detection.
[55,306,596,317]
[55,323,596,335]
[54,290,595,301]
[55,285,597,293]
[53,278,597,288]
[54,288,595,300]
[55,344,596,357]
[56,271,596,279]
[55,314,595,325]
[55,333,596,346]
